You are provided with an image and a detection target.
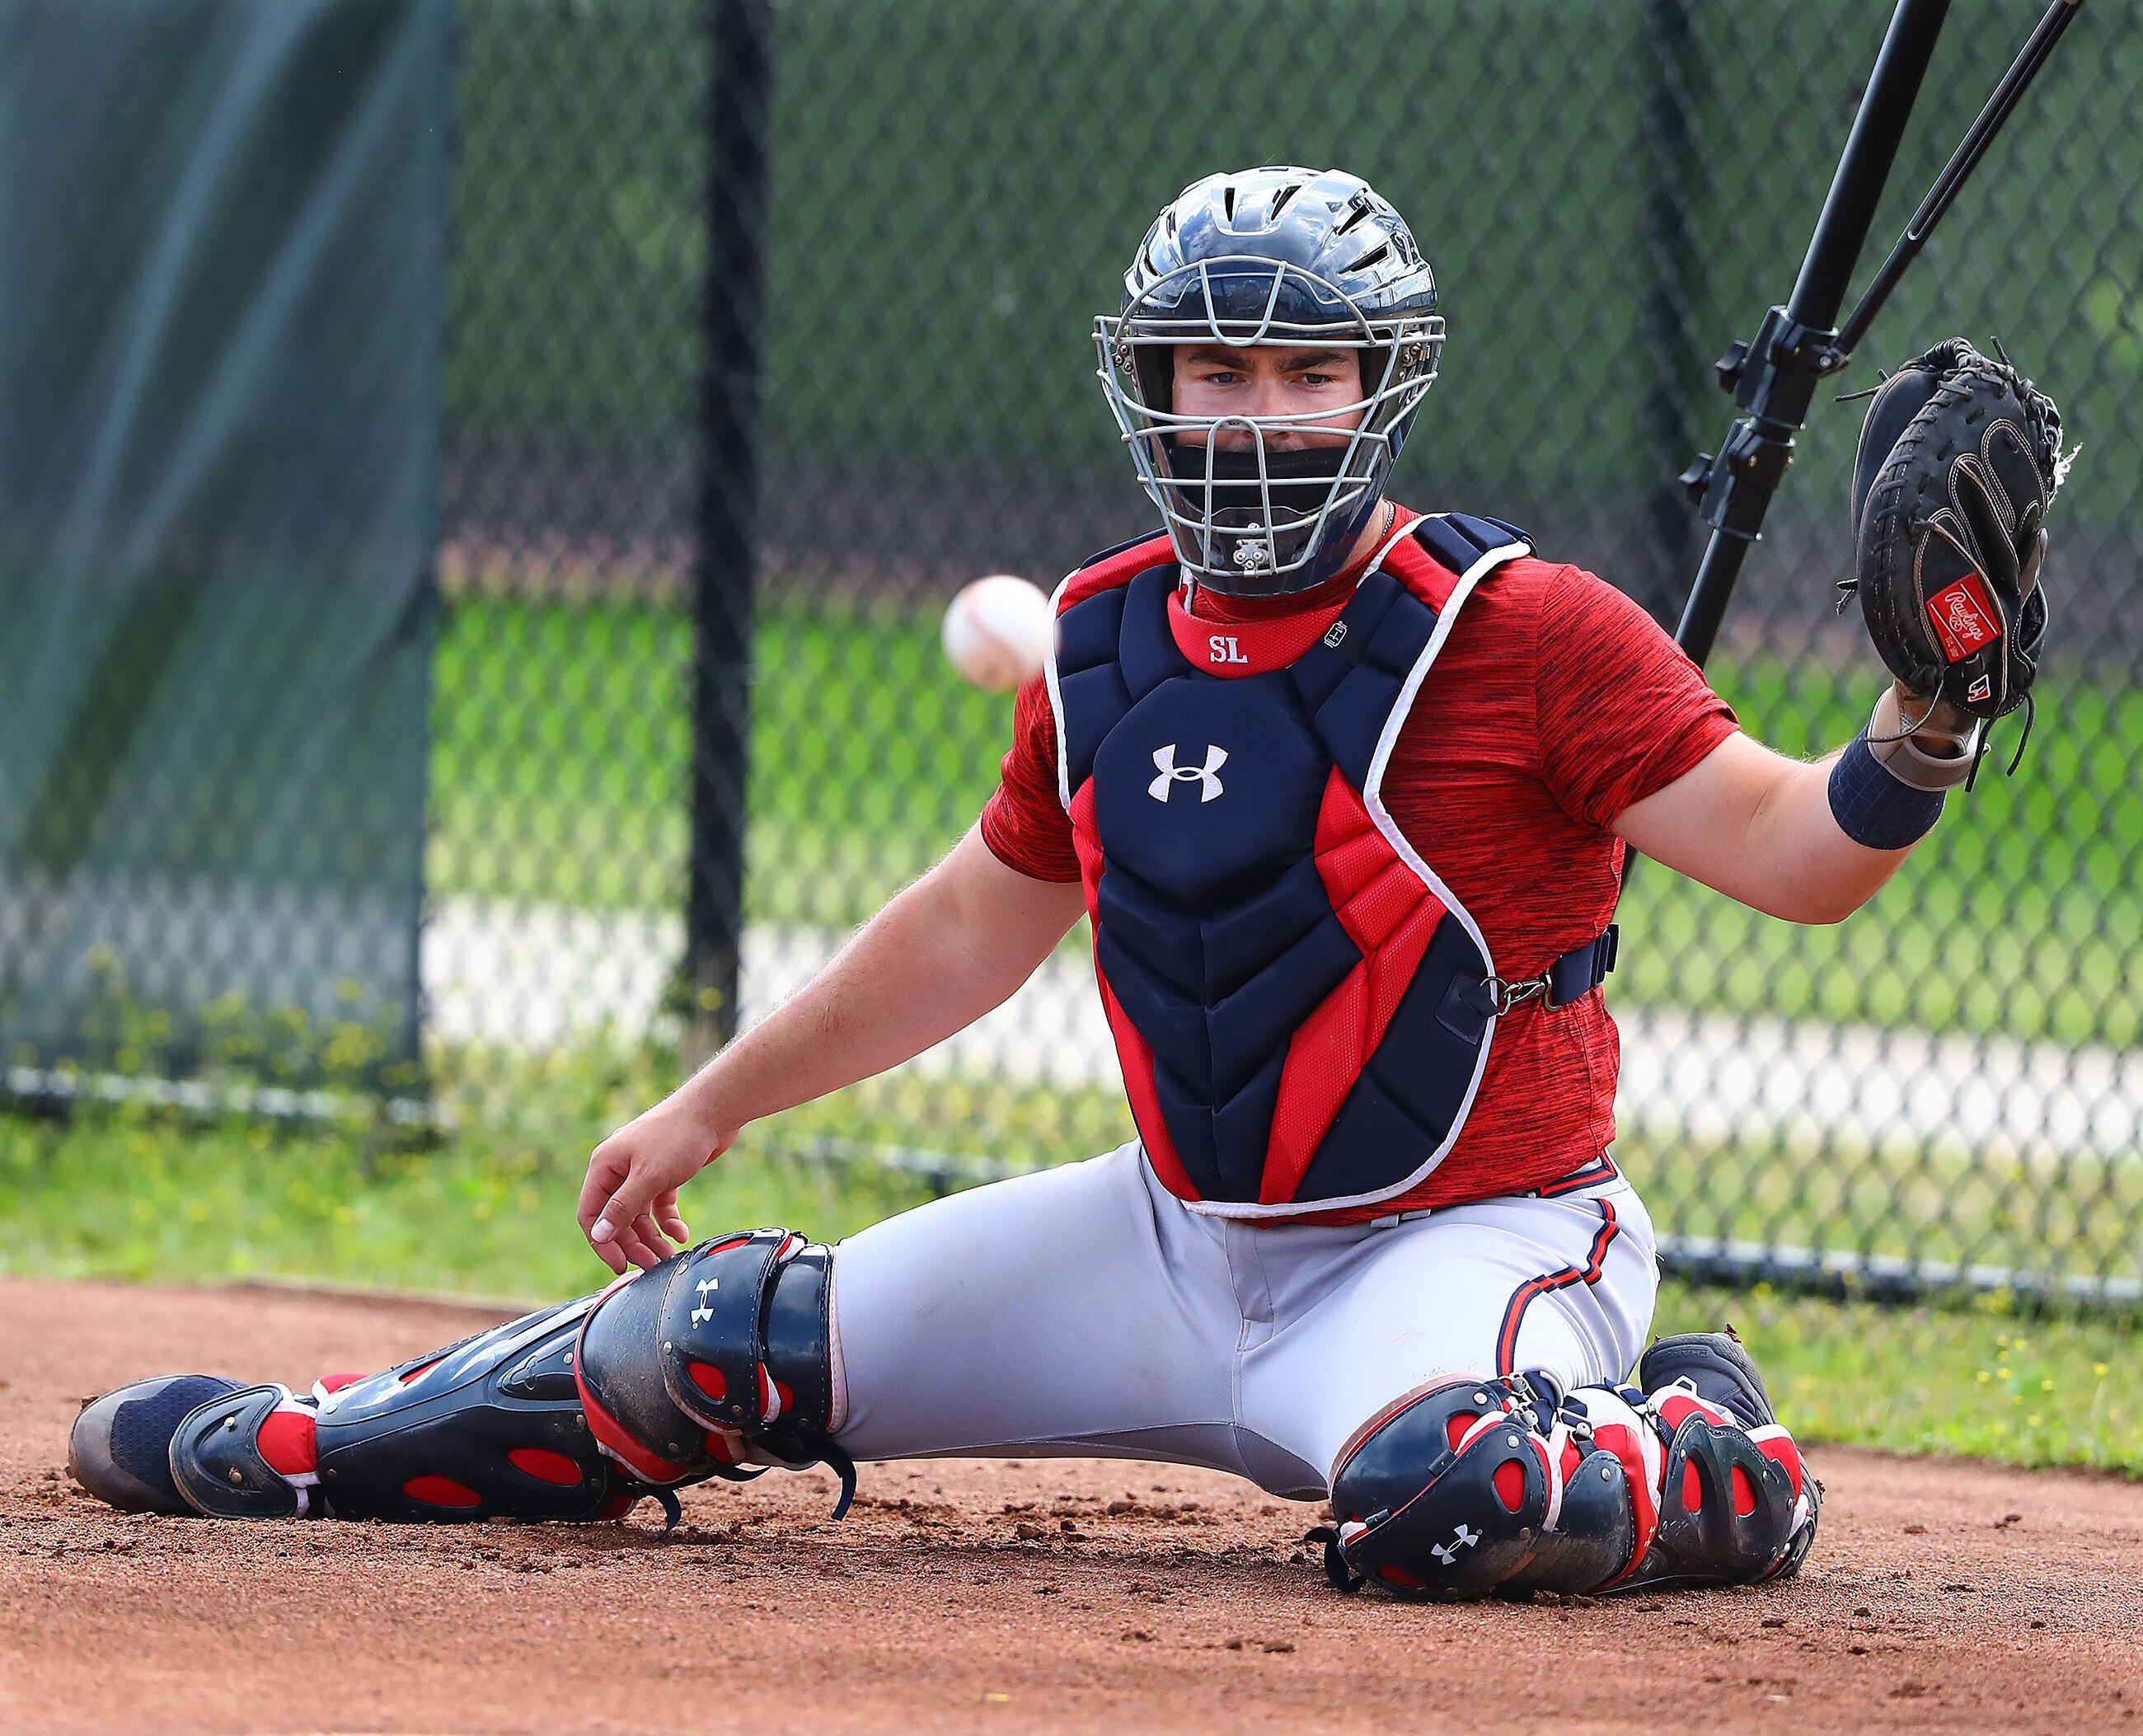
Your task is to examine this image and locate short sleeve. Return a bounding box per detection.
[978,673,1081,882]
[1534,565,1741,828]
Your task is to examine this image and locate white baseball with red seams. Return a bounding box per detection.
[941,574,1054,692]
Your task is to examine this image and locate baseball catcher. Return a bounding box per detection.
[72,167,2066,1599]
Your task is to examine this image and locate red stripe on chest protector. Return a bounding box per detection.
[1070,777,1200,1202]
[1260,770,1448,1203]
[1057,533,1176,612]
[1376,522,1464,612]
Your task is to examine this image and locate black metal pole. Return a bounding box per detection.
[687,0,776,1058]
[1837,0,2084,354]
[1672,0,1952,668]
[1636,0,1706,624]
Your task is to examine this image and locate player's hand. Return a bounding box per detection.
[1891,679,1980,754]
[576,1091,738,1274]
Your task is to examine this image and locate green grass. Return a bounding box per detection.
[2,1087,2135,1473]
[430,594,1003,918]
[1624,1124,2143,1293]
[432,590,2143,1048]
[1653,1283,2141,1473]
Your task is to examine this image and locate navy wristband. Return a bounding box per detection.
[1828,730,1947,849]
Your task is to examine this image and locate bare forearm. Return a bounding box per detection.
[1752,684,1982,919]
[1617,687,1978,926]
[677,833,1076,1128]
[1742,748,1912,923]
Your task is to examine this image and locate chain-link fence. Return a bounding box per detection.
[6,0,2141,1303]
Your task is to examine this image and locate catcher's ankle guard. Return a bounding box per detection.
[1308,1367,1817,1602]
[577,1227,854,1518]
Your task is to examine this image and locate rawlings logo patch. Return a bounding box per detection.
[1925,575,2000,663]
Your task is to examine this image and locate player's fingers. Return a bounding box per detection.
[654,1189,690,1244]
[630,1210,677,1266]
[589,1161,660,1250]
[577,1142,628,1235]
[586,1227,629,1276]
[597,1209,659,1272]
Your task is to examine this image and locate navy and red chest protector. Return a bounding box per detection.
[1048,513,1540,1217]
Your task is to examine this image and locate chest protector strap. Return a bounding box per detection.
[1048,514,1613,1217]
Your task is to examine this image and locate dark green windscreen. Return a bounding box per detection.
[0,0,449,1081]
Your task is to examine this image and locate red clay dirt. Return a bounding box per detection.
[1,1274,2137,1735]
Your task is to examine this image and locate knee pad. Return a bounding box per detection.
[575,1227,853,1516]
[1312,1373,1636,1602]
[1311,1372,1817,1601]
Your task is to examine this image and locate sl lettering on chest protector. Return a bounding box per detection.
[1046,513,1612,1218]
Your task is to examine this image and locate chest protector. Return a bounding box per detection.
[1049,512,1560,1217]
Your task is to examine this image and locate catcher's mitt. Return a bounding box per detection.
[1843,337,2068,731]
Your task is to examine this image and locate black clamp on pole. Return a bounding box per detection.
[1666,0,2081,670]
[1666,0,1953,669]
[1679,307,1850,542]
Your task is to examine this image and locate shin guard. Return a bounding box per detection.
[69,1227,852,1526]
[1311,1373,1635,1601]
[74,1295,656,1523]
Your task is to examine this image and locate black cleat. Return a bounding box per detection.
[1637,1330,1776,1431]
[68,1374,241,1515]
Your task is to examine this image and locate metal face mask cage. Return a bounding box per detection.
[1095,256,1444,595]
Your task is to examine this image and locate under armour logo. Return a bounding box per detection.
[1431,1523,1480,1565]
[689,1276,720,1325]
[1148,744,1228,804]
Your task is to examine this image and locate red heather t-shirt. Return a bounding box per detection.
[979,508,1740,1219]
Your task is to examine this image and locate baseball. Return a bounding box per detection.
[940,574,1053,692]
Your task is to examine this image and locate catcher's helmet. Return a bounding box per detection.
[1096,167,1442,595]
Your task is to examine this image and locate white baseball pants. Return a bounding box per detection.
[828,1141,1658,1498]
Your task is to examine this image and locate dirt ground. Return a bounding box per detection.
[2,1276,2138,1735]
